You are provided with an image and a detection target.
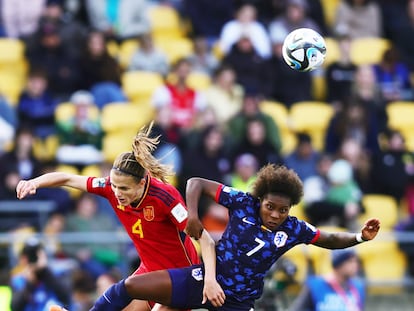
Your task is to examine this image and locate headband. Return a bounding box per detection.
[112,167,144,179]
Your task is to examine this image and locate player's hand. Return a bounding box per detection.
[185,216,204,240]
[16,180,37,199]
[202,278,226,307]
[361,218,380,241]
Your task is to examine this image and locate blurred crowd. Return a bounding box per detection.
[1,0,414,310]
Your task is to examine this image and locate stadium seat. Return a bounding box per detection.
[350,37,391,66]
[101,102,153,134]
[102,131,137,162]
[355,235,408,294]
[118,39,139,69]
[0,286,11,311]
[307,226,347,276]
[121,71,164,104]
[323,37,340,68]
[359,194,399,230]
[0,72,26,105]
[280,244,310,284]
[259,100,296,154]
[289,101,334,151]
[154,37,194,64]
[311,74,327,101]
[106,40,119,58]
[147,5,183,40]
[0,38,25,64]
[386,101,414,151]
[320,0,341,28]
[81,164,102,177]
[187,72,212,91]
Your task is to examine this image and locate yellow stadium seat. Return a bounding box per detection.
[289,101,334,151]
[260,100,297,154]
[0,72,26,105]
[359,194,399,230]
[311,74,327,101]
[323,37,341,68]
[0,38,25,63]
[118,39,140,69]
[102,131,136,162]
[121,71,164,104]
[320,0,341,28]
[308,226,347,276]
[386,101,414,151]
[81,164,102,177]
[106,40,119,58]
[147,5,184,40]
[155,37,194,64]
[33,135,59,162]
[101,102,154,134]
[0,286,11,311]
[187,72,212,91]
[350,37,391,66]
[355,234,408,294]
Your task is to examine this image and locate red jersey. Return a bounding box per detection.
[166,83,196,129]
[87,175,200,273]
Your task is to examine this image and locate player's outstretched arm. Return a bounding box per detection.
[16,172,88,199]
[313,218,381,249]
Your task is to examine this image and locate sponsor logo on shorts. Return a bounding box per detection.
[191,267,203,281]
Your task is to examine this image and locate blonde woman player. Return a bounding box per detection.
[16,123,199,311]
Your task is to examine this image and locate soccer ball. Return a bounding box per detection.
[282,28,326,72]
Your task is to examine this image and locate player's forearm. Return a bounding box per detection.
[314,231,364,249]
[30,172,72,188]
[185,177,203,219]
[199,230,217,281]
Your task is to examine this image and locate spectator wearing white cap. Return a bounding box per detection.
[55,90,104,167]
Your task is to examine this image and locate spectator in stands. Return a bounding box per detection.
[55,90,104,167]
[284,132,320,182]
[324,101,381,156]
[70,269,96,311]
[228,152,258,192]
[305,158,363,230]
[181,124,231,186]
[268,0,321,46]
[391,0,414,71]
[227,92,282,156]
[204,65,244,126]
[10,237,71,310]
[325,34,357,111]
[151,57,207,131]
[221,34,268,98]
[187,36,219,75]
[25,19,80,101]
[370,129,414,202]
[17,68,58,140]
[231,117,282,169]
[78,30,126,109]
[288,248,366,311]
[0,95,17,154]
[333,0,382,38]
[95,269,122,296]
[219,3,272,59]
[1,0,45,39]
[128,32,169,76]
[183,0,234,44]
[85,0,150,42]
[0,126,42,201]
[62,193,122,279]
[372,46,413,103]
[350,64,388,132]
[36,1,89,60]
[264,33,312,107]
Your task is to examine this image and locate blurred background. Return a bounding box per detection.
[0,0,414,310]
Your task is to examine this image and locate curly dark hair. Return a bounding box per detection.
[250,164,303,206]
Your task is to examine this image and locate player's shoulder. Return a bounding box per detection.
[148,177,182,204]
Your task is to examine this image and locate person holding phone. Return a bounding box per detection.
[10,237,71,311]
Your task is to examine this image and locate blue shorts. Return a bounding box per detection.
[168,264,255,311]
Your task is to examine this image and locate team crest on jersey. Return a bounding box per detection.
[274,231,288,248]
[191,267,203,281]
[143,206,155,221]
[92,177,106,188]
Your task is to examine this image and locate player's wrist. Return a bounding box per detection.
[355,232,367,243]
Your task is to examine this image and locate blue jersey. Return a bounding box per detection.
[168,185,320,310]
[215,185,319,302]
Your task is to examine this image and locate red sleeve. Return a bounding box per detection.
[215,184,224,203]
[310,229,321,244]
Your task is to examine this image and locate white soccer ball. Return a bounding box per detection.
[282,28,326,72]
